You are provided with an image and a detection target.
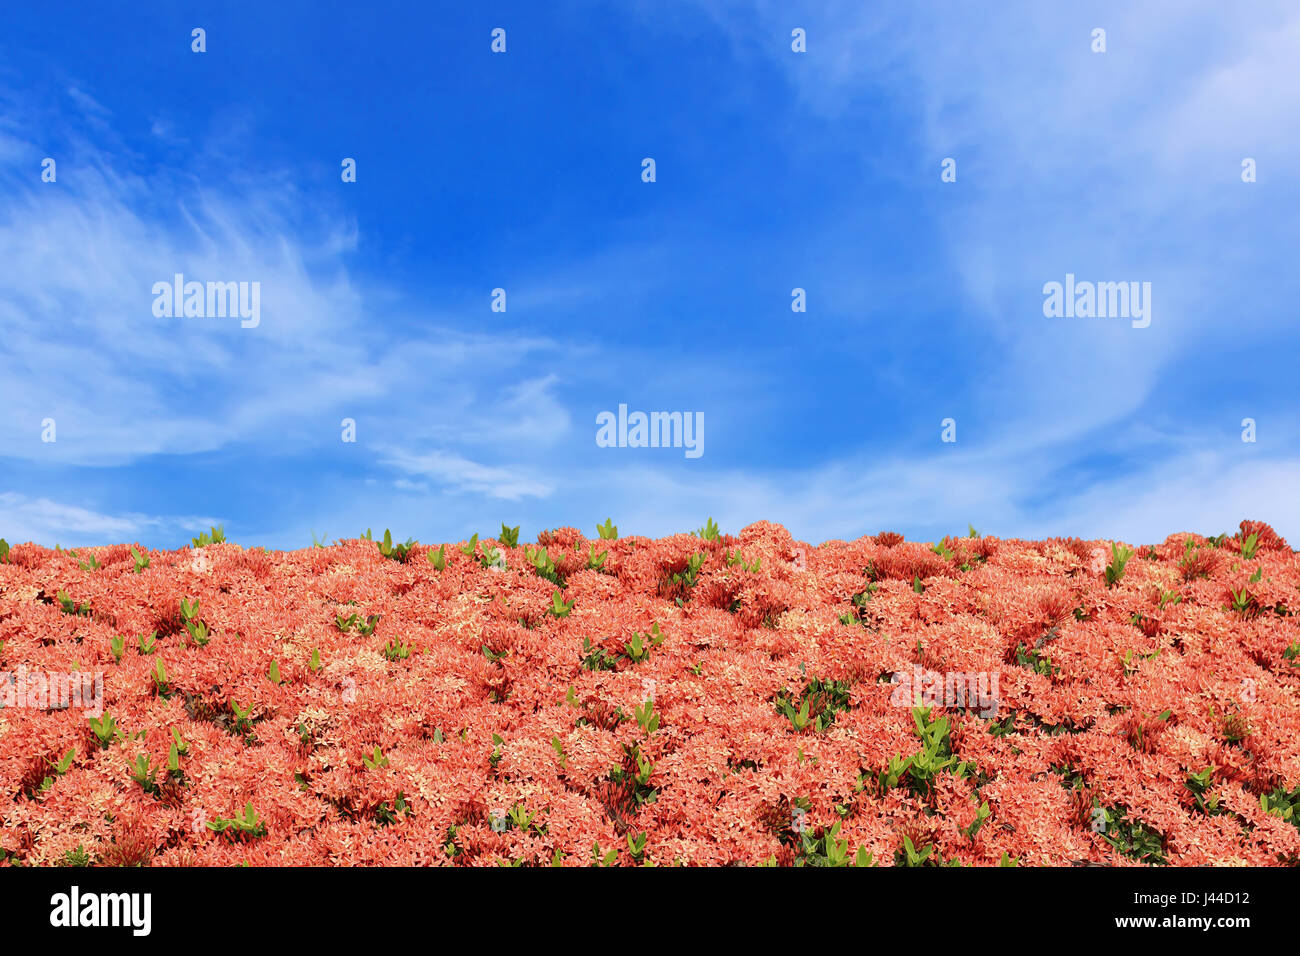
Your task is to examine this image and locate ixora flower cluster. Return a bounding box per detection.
[0,519,1297,867]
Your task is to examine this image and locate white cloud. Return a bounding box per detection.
[380,449,553,501]
[1022,453,1300,545]
[66,86,111,119]
[0,104,578,469]
[0,491,219,547]
[5,21,1298,550]
[555,439,1300,546]
[679,0,1300,447]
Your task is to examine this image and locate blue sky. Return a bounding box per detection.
[2,1,1299,549]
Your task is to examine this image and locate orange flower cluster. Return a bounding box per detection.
[1,519,1297,866]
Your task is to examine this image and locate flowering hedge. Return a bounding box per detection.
[1,519,1297,866]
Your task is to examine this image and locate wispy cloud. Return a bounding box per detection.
[0,91,581,469]
[681,0,1300,440]
[380,449,553,502]
[2,7,1297,548]
[0,492,218,547]
[554,439,1300,547]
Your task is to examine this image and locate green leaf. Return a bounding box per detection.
[549,590,575,618]
[427,544,447,570]
[1105,543,1135,588]
[51,748,75,775]
[1240,532,1260,560]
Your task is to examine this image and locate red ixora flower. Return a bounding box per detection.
[0,519,1295,867]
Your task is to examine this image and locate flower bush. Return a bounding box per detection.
[1,519,1297,866]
